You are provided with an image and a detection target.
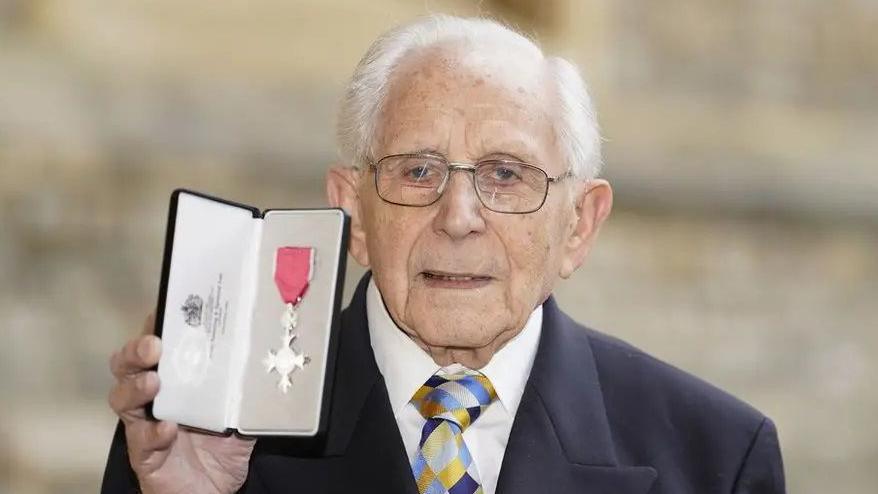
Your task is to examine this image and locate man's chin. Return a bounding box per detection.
[410,326,513,369]
[406,313,504,350]
[416,332,495,352]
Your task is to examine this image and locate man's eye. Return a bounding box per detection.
[405,165,430,180]
[492,166,521,182]
[401,163,441,183]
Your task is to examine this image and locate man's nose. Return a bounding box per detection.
[432,170,486,239]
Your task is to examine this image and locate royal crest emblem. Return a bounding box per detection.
[180,294,204,327]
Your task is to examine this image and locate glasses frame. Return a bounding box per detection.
[366,153,574,214]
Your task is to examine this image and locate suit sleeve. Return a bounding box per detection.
[732,417,786,494]
[100,421,142,494]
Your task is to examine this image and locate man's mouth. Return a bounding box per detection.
[421,270,494,288]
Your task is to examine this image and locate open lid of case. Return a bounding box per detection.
[148,189,349,437]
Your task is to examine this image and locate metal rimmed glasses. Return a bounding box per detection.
[366,153,573,214]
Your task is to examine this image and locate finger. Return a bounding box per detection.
[108,312,158,378]
[108,370,159,419]
[141,311,156,336]
[110,334,161,379]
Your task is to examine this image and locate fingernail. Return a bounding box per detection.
[137,338,153,361]
[139,371,156,391]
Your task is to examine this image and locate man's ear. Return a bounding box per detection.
[559,179,613,278]
[326,166,370,267]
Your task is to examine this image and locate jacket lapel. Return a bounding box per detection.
[323,273,418,494]
[496,297,657,494]
[322,273,383,456]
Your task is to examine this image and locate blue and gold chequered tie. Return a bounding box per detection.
[410,371,497,494]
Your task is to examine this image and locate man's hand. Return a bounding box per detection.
[108,313,256,494]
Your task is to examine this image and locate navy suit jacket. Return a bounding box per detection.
[102,274,785,493]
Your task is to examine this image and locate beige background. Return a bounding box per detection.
[1,1,876,493]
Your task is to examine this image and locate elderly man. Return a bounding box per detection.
[102,15,785,494]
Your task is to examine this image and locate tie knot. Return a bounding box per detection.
[411,372,497,431]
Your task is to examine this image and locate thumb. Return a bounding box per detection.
[129,420,178,474]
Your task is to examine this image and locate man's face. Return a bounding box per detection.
[336,46,608,367]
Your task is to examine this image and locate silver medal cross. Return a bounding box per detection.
[263,302,311,393]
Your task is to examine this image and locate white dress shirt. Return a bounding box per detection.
[366,279,542,494]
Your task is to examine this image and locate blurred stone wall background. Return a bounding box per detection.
[1,0,876,492]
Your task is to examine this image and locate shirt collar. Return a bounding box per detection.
[366,278,542,417]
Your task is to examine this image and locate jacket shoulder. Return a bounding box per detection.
[580,324,769,466]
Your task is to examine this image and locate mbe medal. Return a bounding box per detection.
[264,247,315,393]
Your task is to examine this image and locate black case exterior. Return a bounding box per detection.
[146,188,350,439]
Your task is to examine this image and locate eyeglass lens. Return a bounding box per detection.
[375,155,548,213]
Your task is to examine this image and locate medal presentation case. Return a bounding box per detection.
[147,189,349,437]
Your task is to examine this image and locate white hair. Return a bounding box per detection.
[336,14,603,179]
